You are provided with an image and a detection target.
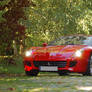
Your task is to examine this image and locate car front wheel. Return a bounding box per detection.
[83,54,92,76]
[25,70,39,76]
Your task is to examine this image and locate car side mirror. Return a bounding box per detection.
[42,43,47,47]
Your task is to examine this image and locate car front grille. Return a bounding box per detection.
[33,61,67,68]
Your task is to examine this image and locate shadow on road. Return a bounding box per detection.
[37,72,83,77]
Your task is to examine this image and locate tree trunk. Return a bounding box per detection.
[13,40,18,56]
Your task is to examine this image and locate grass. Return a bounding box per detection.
[0,56,24,74]
[0,73,92,92]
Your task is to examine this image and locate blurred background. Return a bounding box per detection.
[0,0,92,73]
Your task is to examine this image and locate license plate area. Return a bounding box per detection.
[39,66,58,71]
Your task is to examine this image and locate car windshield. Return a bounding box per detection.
[49,35,92,46]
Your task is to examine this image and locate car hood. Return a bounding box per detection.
[33,45,87,60]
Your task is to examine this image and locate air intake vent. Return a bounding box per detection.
[69,61,77,67]
[33,61,67,68]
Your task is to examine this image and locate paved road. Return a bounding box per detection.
[0,73,92,92]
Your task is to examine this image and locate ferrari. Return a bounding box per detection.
[23,35,92,76]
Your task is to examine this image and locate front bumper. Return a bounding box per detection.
[24,56,88,73]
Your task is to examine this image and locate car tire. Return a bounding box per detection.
[83,54,92,76]
[58,70,68,76]
[25,70,39,76]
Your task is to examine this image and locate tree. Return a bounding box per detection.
[0,0,30,55]
[0,0,92,54]
[23,0,92,47]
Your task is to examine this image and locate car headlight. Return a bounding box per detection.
[25,50,33,57]
[75,50,82,57]
[74,49,84,57]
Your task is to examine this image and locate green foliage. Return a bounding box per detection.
[22,0,92,47]
[0,0,10,6]
[0,0,30,55]
[0,0,10,22]
[0,56,24,74]
[1,0,92,50]
[0,10,6,22]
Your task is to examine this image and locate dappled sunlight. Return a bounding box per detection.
[30,87,49,92]
[6,78,17,81]
[1,75,92,92]
[0,0,92,91]
[0,77,23,81]
[76,86,92,91]
[0,78,16,81]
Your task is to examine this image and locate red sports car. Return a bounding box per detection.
[23,35,92,76]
